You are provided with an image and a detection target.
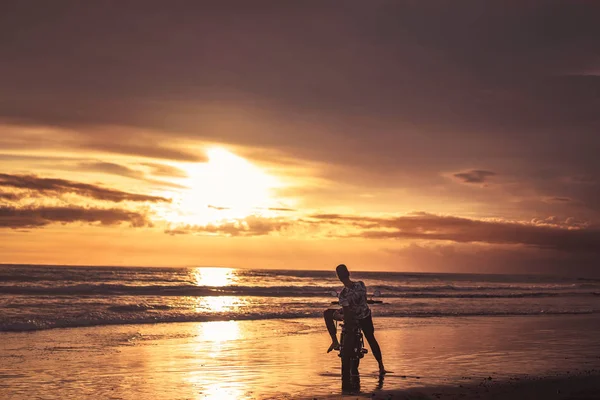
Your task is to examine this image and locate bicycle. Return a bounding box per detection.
[329,290,382,388]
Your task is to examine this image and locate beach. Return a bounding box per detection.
[371,375,600,400]
[2,266,600,399]
[3,1,600,397]
[2,314,600,399]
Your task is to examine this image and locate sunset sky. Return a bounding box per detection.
[1,1,599,274]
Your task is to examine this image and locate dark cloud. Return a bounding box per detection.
[308,212,600,254]
[0,205,150,229]
[454,170,496,184]
[1,1,598,174]
[0,192,21,201]
[309,213,382,228]
[1,1,599,231]
[0,173,170,203]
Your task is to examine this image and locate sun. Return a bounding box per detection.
[164,147,284,225]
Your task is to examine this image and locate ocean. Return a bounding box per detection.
[2,265,599,332]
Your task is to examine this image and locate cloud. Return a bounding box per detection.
[77,161,187,189]
[78,161,145,179]
[2,2,598,172]
[165,215,292,237]
[266,207,295,212]
[453,170,496,184]
[0,173,170,203]
[141,162,188,178]
[1,2,599,227]
[0,192,21,201]
[86,142,206,162]
[0,121,207,163]
[0,205,150,229]
[206,205,295,212]
[163,211,600,255]
[547,197,572,203]
[308,212,600,254]
[385,243,600,276]
[0,153,87,163]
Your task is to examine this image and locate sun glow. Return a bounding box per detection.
[165,147,284,226]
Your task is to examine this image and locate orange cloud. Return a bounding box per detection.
[0,173,170,203]
[165,215,293,237]
[0,205,150,229]
[309,213,600,253]
[164,211,600,254]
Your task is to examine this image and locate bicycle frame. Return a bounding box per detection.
[336,317,368,389]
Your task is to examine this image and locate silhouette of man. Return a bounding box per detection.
[324,264,388,374]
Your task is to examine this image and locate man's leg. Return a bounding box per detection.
[358,314,386,373]
[323,309,340,352]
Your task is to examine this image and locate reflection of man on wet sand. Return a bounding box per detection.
[323,264,388,374]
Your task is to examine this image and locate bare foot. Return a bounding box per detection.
[379,366,391,375]
[327,342,340,353]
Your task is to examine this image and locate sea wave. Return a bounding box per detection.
[1,309,598,332]
[107,304,173,312]
[0,283,596,299]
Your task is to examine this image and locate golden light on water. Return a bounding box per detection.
[193,267,236,287]
[188,321,246,399]
[196,320,241,342]
[195,296,244,313]
[191,267,244,316]
[196,382,245,400]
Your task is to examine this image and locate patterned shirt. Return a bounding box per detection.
[338,280,371,320]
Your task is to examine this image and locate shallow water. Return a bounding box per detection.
[2,315,600,399]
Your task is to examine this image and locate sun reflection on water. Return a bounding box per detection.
[195,296,245,313]
[197,382,245,400]
[192,267,236,287]
[195,320,241,342]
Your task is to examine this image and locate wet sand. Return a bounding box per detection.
[363,374,600,399]
[2,315,600,399]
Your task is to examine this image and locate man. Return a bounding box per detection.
[324,264,388,374]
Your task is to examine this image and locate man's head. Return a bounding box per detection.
[336,264,350,283]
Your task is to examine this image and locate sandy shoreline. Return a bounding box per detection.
[2,315,600,399]
[355,373,600,400]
